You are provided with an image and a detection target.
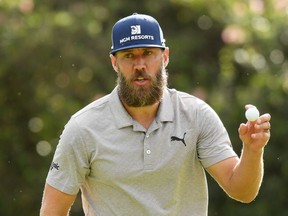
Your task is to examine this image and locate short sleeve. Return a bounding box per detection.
[46,118,90,195]
[197,103,237,168]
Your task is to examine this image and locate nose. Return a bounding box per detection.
[133,55,146,71]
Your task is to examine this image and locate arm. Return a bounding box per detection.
[206,106,271,203]
[40,183,77,216]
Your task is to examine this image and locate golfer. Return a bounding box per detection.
[40,13,271,216]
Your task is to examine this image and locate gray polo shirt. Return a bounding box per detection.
[46,87,237,216]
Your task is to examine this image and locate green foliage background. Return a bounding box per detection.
[1,0,288,215]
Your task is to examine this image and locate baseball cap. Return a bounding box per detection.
[110,13,166,55]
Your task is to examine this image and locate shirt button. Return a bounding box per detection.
[146,134,149,138]
[146,149,151,155]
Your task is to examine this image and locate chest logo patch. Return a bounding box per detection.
[171,132,187,146]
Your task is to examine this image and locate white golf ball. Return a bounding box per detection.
[245,107,260,121]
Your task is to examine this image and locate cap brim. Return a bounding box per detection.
[110,44,165,55]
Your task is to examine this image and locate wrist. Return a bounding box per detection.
[242,143,264,157]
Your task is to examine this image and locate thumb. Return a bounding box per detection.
[238,123,248,137]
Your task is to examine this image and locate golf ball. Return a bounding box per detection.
[245,107,260,121]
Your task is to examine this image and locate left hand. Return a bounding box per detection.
[238,105,271,151]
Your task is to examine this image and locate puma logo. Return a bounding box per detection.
[171,132,186,146]
[50,162,60,171]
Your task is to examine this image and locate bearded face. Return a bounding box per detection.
[117,64,168,107]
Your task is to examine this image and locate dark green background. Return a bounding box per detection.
[1,0,288,215]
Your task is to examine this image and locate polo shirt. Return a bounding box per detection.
[46,87,237,216]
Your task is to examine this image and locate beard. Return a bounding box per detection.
[117,64,168,107]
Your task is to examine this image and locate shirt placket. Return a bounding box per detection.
[143,132,153,170]
[143,121,162,170]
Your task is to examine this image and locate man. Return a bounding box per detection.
[40,13,271,216]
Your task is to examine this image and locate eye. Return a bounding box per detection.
[124,53,134,59]
[143,50,153,56]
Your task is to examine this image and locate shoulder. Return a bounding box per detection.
[58,93,113,138]
[167,88,209,111]
[73,94,111,119]
[166,88,223,127]
[58,93,112,147]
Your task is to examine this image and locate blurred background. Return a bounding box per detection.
[1,0,288,215]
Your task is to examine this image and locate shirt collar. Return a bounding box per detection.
[109,86,174,129]
[156,88,174,123]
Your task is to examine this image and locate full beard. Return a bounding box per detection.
[117,65,168,107]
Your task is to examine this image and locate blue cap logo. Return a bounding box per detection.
[110,13,166,54]
[131,25,141,35]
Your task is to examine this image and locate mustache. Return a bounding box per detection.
[131,69,151,80]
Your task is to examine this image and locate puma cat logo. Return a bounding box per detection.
[50,162,60,171]
[171,132,186,146]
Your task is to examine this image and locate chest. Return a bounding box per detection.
[87,121,200,185]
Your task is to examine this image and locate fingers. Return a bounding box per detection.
[255,119,271,131]
[240,106,271,148]
[251,131,270,139]
[252,113,271,139]
[240,112,271,137]
[245,104,256,110]
[256,113,271,123]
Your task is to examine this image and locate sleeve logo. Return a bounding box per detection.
[50,161,60,171]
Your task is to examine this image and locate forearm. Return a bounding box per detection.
[208,111,270,203]
[228,147,264,203]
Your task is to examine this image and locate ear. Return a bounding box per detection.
[163,47,170,68]
[110,54,119,72]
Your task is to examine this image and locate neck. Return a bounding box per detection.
[123,102,160,129]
